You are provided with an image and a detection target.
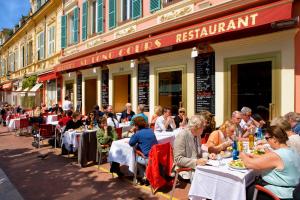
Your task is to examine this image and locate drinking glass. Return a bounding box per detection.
[217,154,224,167]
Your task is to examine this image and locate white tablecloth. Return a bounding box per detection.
[108,132,177,173]
[62,129,96,151]
[8,118,20,129]
[188,158,256,200]
[46,115,58,124]
[119,122,132,133]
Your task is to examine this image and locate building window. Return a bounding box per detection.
[48,26,55,56]
[67,7,79,45]
[121,0,131,21]
[21,45,26,68]
[89,0,97,35]
[37,32,45,60]
[14,48,18,70]
[27,41,33,65]
[9,53,14,72]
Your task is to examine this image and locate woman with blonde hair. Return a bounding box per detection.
[150,106,162,129]
[207,120,235,154]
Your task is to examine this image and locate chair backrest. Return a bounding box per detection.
[115,127,122,139]
[146,142,174,192]
[20,118,29,129]
[201,133,210,144]
[39,124,54,138]
[254,185,280,200]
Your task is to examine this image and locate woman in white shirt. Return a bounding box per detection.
[107,112,119,128]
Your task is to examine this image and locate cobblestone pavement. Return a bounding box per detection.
[0,127,189,200]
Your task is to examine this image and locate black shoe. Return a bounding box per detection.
[144,179,150,186]
[117,171,124,178]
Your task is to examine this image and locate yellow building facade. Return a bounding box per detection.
[0,0,62,108]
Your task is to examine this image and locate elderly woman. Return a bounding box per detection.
[206,120,234,154]
[173,115,208,180]
[120,103,135,122]
[174,107,188,128]
[240,126,300,200]
[271,117,300,154]
[129,116,158,184]
[284,112,300,135]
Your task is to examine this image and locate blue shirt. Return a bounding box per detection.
[293,122,300,135]
[129,128,158,157]
[130,113,148,125]
[263,148,300,199]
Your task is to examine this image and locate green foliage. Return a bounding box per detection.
[22,75,37,90]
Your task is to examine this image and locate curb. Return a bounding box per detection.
[0,168,24,200]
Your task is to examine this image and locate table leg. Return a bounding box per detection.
[54,128,57,149]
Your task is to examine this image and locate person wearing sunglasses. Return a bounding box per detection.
[86,111,98,128]
[174,107,188,128]
[240,126,300,200]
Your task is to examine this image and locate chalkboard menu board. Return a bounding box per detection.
[76,73,82,112]
[101,69,109,107]
[138,63,149,112]
[195,53,215,114]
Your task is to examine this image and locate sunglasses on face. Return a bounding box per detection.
[179,111,185,113]
[265,136,272,141]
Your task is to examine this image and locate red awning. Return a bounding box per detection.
[2,82,12,90]
[38,71,59,82]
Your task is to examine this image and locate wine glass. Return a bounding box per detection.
[217,154,224,167]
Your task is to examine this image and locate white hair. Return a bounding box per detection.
[232,111,242,117]
[241,107,252,114]
[187,115,205,129]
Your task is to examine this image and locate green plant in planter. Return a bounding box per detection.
[22,75,37,89]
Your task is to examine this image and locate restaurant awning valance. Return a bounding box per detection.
[2,82,12,90]
[30,83,43,92]
[38,71,59,82]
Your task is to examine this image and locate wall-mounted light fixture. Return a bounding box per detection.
[191,47,198,58]
[93,67,97,73]
[130,59,137,68]
[68,72,71,77]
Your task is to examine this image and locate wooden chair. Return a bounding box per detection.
[115,127,122,139]
[252,185,280,200]
[170,167,193,200]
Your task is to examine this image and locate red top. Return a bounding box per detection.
[58,116,72,127]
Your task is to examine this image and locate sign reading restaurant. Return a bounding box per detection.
[56,0,292,72]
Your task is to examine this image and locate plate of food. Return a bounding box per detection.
[228,159,247,170]
[226,146,233,152]
[252,149,265,155]
[220,151,232,158]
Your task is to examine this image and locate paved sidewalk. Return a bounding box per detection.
[0,127,189,200]
[0,168,23,200]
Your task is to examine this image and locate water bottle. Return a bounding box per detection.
[232,135,239,160]
[256,128,263,140]
[232,149,239,160]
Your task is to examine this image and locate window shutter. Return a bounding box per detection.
[108,0,116,29]
[41,32,44,59]
[73,7,79,44]
[132,0,142,20]
[97,0,104,33]
[150,0,160,13]
[61,15,67,49]
[82,1,88,41]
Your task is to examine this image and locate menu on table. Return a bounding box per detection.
[101,69,109,107]
[138,63,149,112]
[195,53,215,114]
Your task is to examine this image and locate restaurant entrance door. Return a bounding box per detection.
[85,78,97,114]
[230,61,273,121]
[157,68,185,115]
[113,74,131,113]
